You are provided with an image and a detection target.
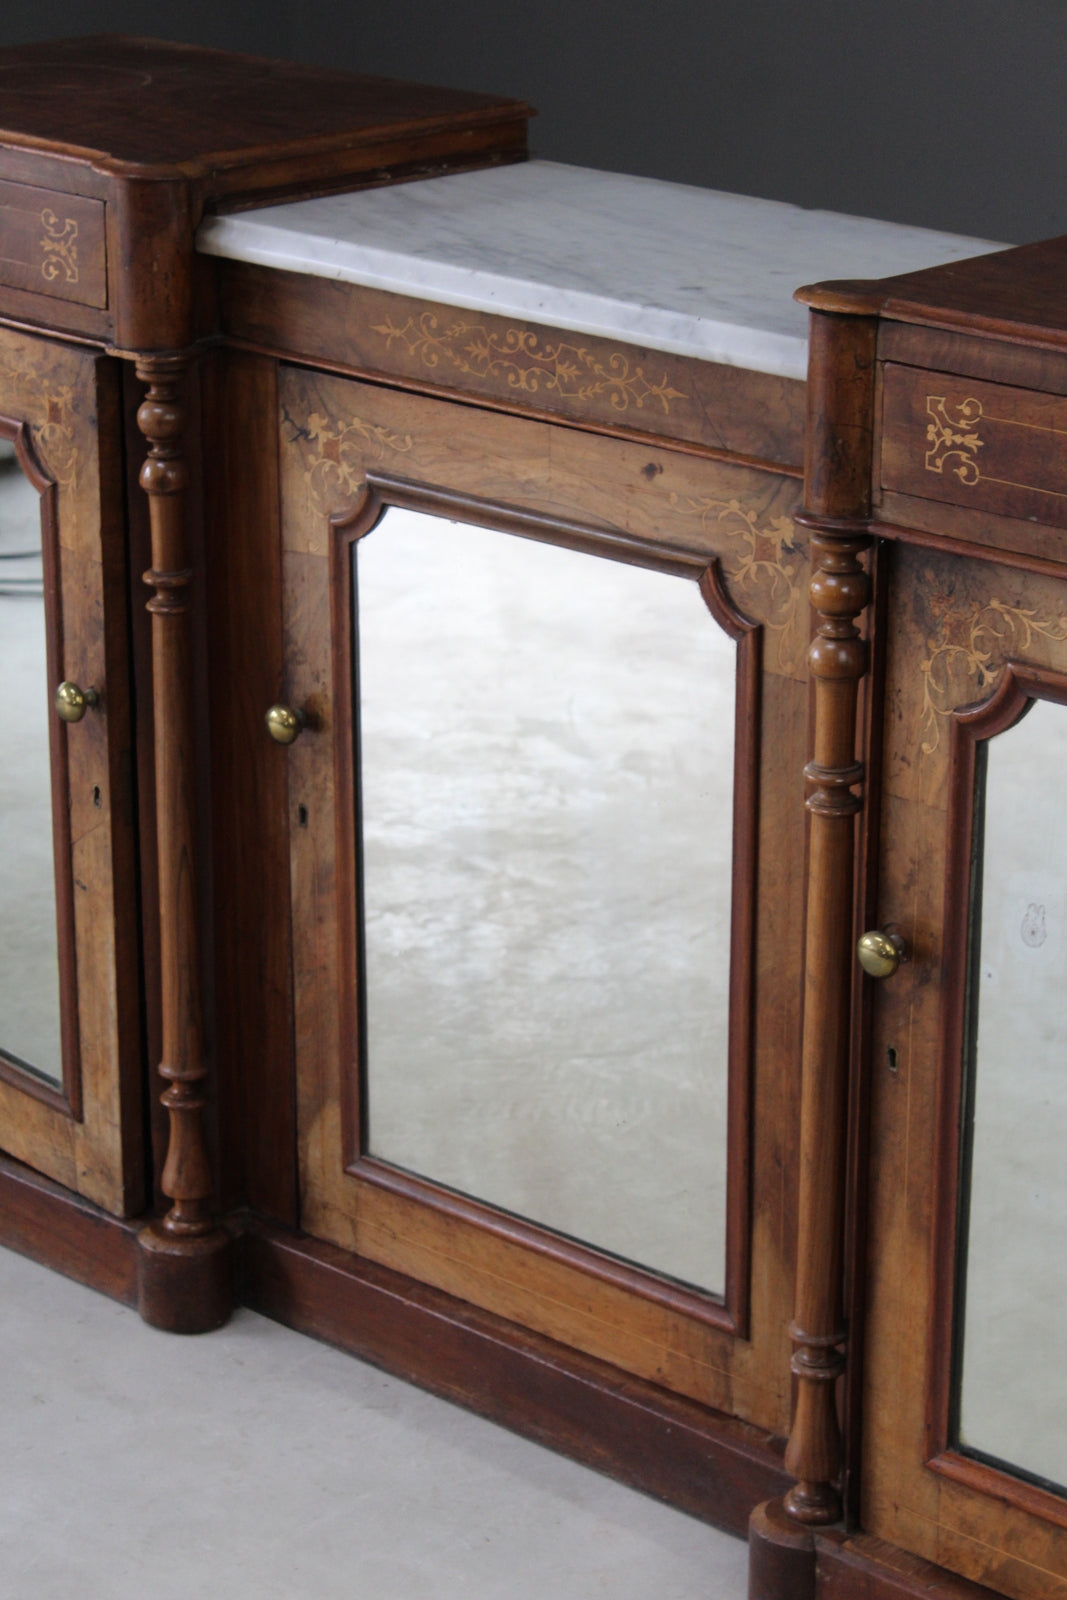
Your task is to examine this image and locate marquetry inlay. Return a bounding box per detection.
[39,208,80,286]
[371,312,687,414]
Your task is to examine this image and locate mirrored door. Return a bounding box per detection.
[924,662,1067,1541]
[860,541,1067,1599]
[0,329,142,1216]
[351,500,749,1300]
[952,686,1067,1497]
[0,429,72,1099]
[277,368,810,1429]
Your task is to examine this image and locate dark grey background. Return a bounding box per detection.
[4,1,1063,244]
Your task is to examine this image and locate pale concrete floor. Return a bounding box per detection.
[0,1243,749,1600]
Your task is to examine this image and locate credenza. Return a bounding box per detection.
[0,30,528,1304]
[774,251,1067,1600]
[2,34,1061,1600]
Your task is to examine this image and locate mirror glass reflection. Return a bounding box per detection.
[959,695,1067,1492]
[0,438,62,1083]
[356,507,737,1296]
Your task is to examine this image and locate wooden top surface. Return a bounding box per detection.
[797,235,1067,351]
[0,35,530,176]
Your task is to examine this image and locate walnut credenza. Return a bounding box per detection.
[2,36,1061,1600]
[0,33,528,1320]
[750,249,1067,1600]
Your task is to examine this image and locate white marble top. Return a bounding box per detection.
[197,161,1004,381]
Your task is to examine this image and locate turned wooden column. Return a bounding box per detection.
[749,303,878,1600]
[134,353,232,1333]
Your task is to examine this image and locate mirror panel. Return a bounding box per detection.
[957,694,1067,1492]
[0,439,62,1084]
[355,507,741,1298]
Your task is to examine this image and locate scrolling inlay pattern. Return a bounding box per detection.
[371,312,687,413]
[925,395,983,484]
[283,405,413,515]
[923,390,1067,505]
[919,596,1067,753]
[0,349,77,488]
[39,208,80,286]
[670,491,805,666]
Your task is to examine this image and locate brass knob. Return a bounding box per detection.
[265,704,307,745]
[857,929,908,979]
[55,681,99,723]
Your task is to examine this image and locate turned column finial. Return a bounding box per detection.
[782,516,870,1530]
[749,308,878,1600]
[134,353,231,1331]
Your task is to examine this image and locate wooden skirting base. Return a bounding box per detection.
[238,1218,791,1535]
[0,1157,1013,1599]
[137,1218,234,1333]
[749,1497,817,1600]
[747,1517,1008,1600]
[0,1151,788,1533]
[814,1532,1005,1600]
[0,1149,141,1304]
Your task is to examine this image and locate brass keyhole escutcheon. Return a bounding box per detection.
[55,681,99,723]
[857,929,908,979]
[265,704,307,745]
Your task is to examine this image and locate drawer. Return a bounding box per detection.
[0,179,107,308]
[881,362,1067,532]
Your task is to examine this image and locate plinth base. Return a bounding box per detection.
[136,1220,233,1333]
[749,1498,817,1600]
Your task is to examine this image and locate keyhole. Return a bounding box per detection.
[298,804,309,828]
[887,1046,899,1074]
[92,785,101,808]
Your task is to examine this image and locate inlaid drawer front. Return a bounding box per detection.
[881,362,1067,531]
[0,180,107,309]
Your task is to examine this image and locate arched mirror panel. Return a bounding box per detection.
[932,666,1067,1527]
[347,500,755,1301]
[954,685,1067,1498]
[0,427,71,1104]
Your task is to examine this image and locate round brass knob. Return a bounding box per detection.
[857,929,908,979]
[265,704,307,745]
[55,681,99,723]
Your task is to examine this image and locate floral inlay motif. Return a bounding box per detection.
[919,595,1067,753]
[371,312,686,414]
[925,395,983,485]
[0,348,77,489]
[283,406,412,514]
[668,490,804,664]
[39,209,80,286]
[35,393,78,488]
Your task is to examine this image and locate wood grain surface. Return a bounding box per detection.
[273,366,808,1436]
[816,1532,1007,1600]
[800,238,1067,354]
[0,1148,140,1302]
[0,35,529,175]
[882,364,1067,532]
[0,36,530,349]
[861,539,1067,1597]
[203,351,298,1224]
[217,264,807,470]
[0,179,107,308]
[0,327,142,1216]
